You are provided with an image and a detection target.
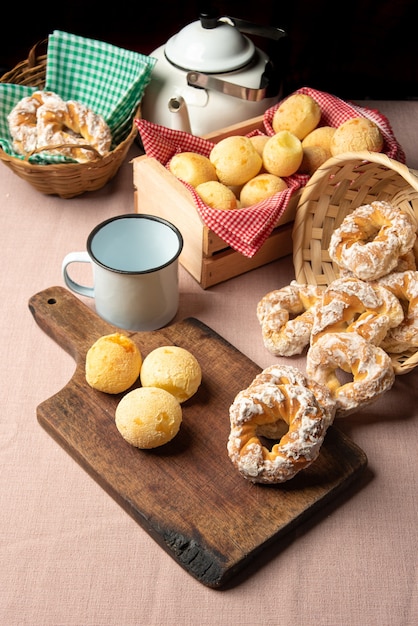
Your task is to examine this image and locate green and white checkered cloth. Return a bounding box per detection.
[0,31,156,164]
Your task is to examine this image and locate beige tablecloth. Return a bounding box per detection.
[1,101,417,626]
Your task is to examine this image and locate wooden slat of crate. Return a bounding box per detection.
[200,222,294,288]
[202,114,265,142]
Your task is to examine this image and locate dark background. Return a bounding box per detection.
[1,0,417,100]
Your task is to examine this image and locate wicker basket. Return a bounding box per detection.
[0,42,139,198]
[292,150,418,374]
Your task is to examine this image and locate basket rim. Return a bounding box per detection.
[296,150,418,208]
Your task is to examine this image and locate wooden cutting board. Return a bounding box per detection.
[29,286,368,589]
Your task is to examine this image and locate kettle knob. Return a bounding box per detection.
[199,11,287,41]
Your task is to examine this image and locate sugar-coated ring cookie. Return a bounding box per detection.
[248,364,336,430]
[250,363,309,388]
[338,249,417,278]
[328,201,417,281]
[306,332,395,417]
[8,91,61,154]
[227,364,334,484]
[311,276,404,346]
[8,90,112,162]
[257,281,323,356]
[377,270,418,353]
[393,250,417,273]
[37,99,112,162]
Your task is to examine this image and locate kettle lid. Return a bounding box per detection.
[164,18,255,73]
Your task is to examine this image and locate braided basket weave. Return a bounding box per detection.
[0,42,139,198]
[292,150,418,374]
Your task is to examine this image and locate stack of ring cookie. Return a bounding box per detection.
[258,199,415,409]
[305,202,417,417]
[323,201,418,361]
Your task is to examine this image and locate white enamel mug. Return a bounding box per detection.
[62,214,183,331]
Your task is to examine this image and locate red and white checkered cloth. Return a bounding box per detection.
[136,87,405,258]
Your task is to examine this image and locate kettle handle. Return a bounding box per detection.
[187,71,269,102]
[199,12,287,41]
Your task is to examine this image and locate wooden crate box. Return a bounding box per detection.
[133,115,300,289]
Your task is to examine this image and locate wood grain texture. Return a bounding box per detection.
[29,286,368,588]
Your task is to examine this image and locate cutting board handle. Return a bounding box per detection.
[28,286,117,365]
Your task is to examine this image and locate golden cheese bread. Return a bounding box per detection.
[330,117,384,155]
[301,125,336,155]
[168,151,218,187]
[209,135,262,186]
[262,130,303,177]
[195,180,238,210]
[272,93,321,140]
[85,333,142,394]
[298,145,330,175]
[140,345,202,403]
[239,172,287,207]
[115,386,182,448]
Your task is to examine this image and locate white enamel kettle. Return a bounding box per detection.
[141,11,287,136]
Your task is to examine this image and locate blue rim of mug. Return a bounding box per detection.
[86,213,184,274]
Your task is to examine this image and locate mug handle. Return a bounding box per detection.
[62,251,94,298]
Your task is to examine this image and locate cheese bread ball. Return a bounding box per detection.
[249,134,270,157]
[115,387,182,449]
[196,180,238,210]
[240,173,287,207]
[168,151,217,188]
[263,130,303,177]
[331,117,384,155]
[140,345,202,403]
[298,145,330,175]
[302,125,336,158]
[209,135,262,186]
[85,333,142,394]
[272,93,321,140]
